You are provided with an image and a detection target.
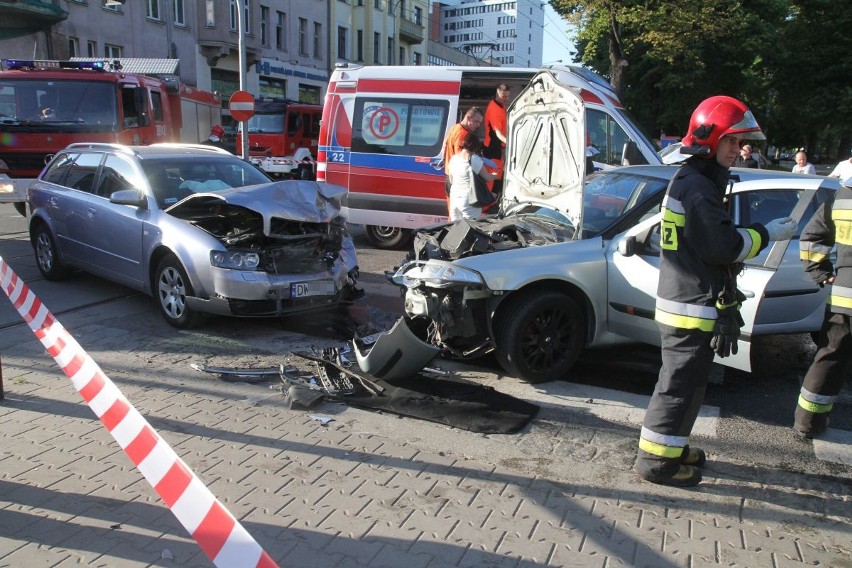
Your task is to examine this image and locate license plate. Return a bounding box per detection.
[291,280,335,298]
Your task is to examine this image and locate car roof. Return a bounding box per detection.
[608,164,841,190]
[62,143,234,159]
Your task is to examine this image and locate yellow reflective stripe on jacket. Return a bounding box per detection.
[800,240,832,263]
[662,207,685,226]
[655,298,717,332]
[829,284,852,309]
[639,427,688,458]
[833,199,852,245]
[735,228,762,262]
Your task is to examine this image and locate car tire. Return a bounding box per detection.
[365,225,410,249]
[494,290,585,384]
[154,254,202,329]
[32,224,72,281]
[14,202,27,217]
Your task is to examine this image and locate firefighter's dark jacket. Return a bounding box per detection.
[655,158,771,332]
[799,184,852,316]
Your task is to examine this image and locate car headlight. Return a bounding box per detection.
[210,250,261,270]
[398,261,485,288]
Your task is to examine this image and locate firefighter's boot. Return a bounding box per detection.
[794,407,830,439]
[640,465,702,487]
[681,445,706,467]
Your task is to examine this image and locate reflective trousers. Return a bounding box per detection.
[795,311,852,430]
[637,329,714,478]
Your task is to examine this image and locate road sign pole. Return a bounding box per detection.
[237,0,248,160]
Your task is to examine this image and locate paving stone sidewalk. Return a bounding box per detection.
[0,305,850,568]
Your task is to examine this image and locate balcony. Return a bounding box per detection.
[0,0,68,40]
[398,16,424,45]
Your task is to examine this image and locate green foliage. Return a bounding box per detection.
[549,0,851,159]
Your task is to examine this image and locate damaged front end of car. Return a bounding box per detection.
[168,180,361,317]
[391,213,577,358]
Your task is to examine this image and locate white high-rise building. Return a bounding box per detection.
[438,0,544,67]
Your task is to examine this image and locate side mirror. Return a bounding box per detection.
[110,188,148,209]
[617,236,636,257]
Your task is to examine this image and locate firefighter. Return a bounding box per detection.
[203,125,228,150]
[794,176,852,438]
[636,96,799,487]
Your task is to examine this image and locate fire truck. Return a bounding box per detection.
[0,58,222,215]
[237,99,322,178]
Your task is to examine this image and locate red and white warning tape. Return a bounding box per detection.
[0,256,279,568]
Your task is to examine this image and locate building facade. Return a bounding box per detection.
[436,0,543,67]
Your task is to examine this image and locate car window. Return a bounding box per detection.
[736,189,802,228]
[141,157,271,208]
[42,152,79,186]
[64,152,103,194]
[586,108,643,167]
[582,171,668,234]
[95,154,143,198]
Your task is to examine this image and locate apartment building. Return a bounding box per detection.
[436,0,543,67]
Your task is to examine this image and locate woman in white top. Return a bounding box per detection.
[447,133,497,221]
[792,151,816,175]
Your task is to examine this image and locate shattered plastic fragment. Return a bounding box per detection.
[309,415,334,424]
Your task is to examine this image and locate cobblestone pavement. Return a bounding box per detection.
[1,295,850,568]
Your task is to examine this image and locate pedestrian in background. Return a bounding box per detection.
[443,107,484,196]
[792,151,817,175]
[483,83,510,197]
[735,144,760,168]
[637,96,797,487]
[447,132,496,221]
[794,175,852,438]
[828,152,852,180]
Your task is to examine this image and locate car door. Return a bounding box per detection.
[60,151,106,264]
[77,153,149,289]
[606,183,827,372]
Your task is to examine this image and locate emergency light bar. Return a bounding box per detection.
[2,59,107,72]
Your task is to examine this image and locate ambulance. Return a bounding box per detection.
[318,63,663,248]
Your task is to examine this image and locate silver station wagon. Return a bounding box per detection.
[389,71,838,382]
[28,143,361,328]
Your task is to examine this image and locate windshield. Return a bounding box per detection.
[245,113,284,133]
[141,156,272,208]
[0,79,118,130]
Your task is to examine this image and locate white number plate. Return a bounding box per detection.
[291,280,335,298]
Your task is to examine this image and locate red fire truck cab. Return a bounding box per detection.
[237,99,322,178]
[0,58,221,215]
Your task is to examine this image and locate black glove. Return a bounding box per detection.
[710,291,746,358]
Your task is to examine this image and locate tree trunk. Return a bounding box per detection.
[607,13,628,98]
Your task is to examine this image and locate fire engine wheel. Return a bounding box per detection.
[154,254,203,329]
[32,224,71,281]
[364,225,411,250]
[494,290,585,384]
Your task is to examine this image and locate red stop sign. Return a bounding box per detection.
[228,90,255,122]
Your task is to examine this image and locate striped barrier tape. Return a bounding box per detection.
[0,256,279,568]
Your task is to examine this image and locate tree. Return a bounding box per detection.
[549,0,795,148]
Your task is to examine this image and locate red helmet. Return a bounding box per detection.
[681,96,765,158]
[210,125,225,138]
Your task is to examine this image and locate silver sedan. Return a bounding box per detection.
[392,166,839,382]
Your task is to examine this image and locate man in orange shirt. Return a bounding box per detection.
[443,107,484,199]
[483,84,510,198]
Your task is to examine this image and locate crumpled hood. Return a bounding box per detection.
[166,180,347,233]
[503,69,585,228]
